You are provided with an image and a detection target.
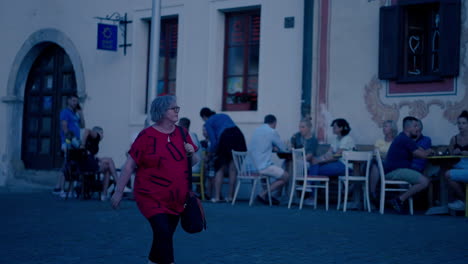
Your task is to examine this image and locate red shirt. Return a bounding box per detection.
[129,126,197,218]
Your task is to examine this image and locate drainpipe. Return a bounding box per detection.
[301,0,313,117]
[147,0,161,123]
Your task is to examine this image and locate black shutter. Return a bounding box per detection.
[439,0,461,77]
[378,6,401,80]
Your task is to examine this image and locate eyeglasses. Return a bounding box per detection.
[168,106,180,113]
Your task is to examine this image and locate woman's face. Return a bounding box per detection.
[165,102,180,123]
[298,122,310,137]
[382,122,393,136]
[457,117,468,133]
[332,123,342,136]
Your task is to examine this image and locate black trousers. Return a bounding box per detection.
[148,213,180,264]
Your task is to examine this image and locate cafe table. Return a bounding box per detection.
[425,155,468,215]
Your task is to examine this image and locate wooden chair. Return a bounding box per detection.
[465,184,468,217]
[231,150,272,206]
[192,151,205,200]
[64,149,102,200]
[337,151,372,212]
[288,148,329,210]
[375,150,414,215]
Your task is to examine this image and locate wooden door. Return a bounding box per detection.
[22,44,77,169]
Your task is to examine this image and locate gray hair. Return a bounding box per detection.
[383,120,398,137]
[150,95,177,123]
[92,126,103,134]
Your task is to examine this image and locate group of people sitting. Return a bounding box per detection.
[367,111,468,213]
[53,94,467,215]
[52,94,119,201]
[196,106,468,214]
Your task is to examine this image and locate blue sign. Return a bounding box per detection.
[97,23,118,51]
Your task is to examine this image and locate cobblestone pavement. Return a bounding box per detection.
[0,189,467,264]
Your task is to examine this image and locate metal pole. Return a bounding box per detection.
[147,0,161,124]
[301,0,313,118]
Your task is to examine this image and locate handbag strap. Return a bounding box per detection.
[178,125,193,191]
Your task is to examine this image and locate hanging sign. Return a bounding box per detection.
[97,23,118,51]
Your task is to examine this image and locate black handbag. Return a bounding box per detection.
[178,126,207,234]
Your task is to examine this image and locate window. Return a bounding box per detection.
[155,18,178,96]
[379,0,460,83]
[222,10,260,111]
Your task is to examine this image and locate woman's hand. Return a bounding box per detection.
[184,143,195,156]
[311,156,321,165]
[111,191,124,209]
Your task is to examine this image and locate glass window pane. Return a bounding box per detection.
[28,138,38,153]
[249,14,261,45]
[31,77,40,91]
[63,54,72,69]
[247,76,258,92]
[43,56,54,71]
[157,80,165,96]
[160,22,167,47]
[227,47,244,76]
[226,77,243,94]
[43,96,53,112]
[62,74,75,92]
[169,24,178,50]
[30,97,40,113]
[168,81,176,95]
[41,117,52,134]
[228,16,246,46]
[168,54,177,79]
[29,118,39,134]
[248,46,259,74]
[61,96,68,109]
[40,138,50,154]
[158,56,165,79]
[44,75,53,90]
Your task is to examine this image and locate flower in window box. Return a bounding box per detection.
[232,92,257,104]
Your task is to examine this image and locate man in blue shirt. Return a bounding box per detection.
[53,94,85,196]
[59,96,82,149]
[200,107,247,203]
[249,114,289,205]
[411,119,432,172]
[385,116,433,213]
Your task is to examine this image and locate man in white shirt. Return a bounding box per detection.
[249,114,289,205]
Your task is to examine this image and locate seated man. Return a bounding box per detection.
[411,119,432,173]
[249,114,289,205]
[384,116,434,214]
[81,126,119,201]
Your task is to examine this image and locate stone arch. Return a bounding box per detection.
[2,28,85,183]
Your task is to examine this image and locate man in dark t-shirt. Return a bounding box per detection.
[384,116,433,214]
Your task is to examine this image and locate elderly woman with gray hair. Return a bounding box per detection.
[111,95,199,264]
[374,120,398,158]
[369,120,398,205]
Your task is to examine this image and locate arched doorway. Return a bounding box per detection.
[21,44,77,169]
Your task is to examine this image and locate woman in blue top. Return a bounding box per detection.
[200,107,247,202]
